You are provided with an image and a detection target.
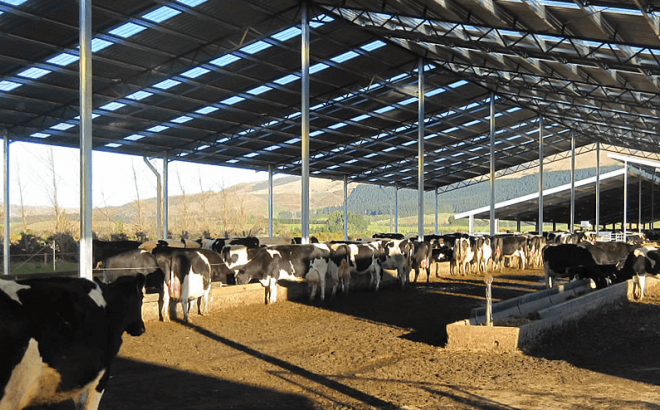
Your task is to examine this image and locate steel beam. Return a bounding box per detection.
[79,0,93,280]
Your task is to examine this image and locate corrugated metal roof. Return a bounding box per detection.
[1,0,660,196]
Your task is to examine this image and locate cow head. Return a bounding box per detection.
[97,274,146,337]
[234,268,251,285]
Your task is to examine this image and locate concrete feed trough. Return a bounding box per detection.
[446,277,658,352]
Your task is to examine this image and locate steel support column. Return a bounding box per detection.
[570,131,575,233]
[538,116,544,234]
[596,142,601,233]
[624,161,628,240]
[79,0,93,280]
[3,130,9,276]
[162,153,168,239]
[395,184,399,234]
[344,175,348,241]
[639,175,642,233]
[300,3,310,245]
[435,187,439,235]
[268,165,274,237]
[489,92,496,236]
[417,58,425,242]
[143,157,162,239]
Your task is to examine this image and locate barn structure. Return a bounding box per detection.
[1,0,660,277]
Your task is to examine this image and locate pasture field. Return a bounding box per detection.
[36,264,660,409]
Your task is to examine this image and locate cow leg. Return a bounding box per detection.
[269,278,278,303]
[413,267,420,283]
[182,299,190,323]
[373,264,382,291]
[159,287,170,322]
[74,369,106,410]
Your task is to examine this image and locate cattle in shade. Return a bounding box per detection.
[0,274,146,410]
[92,239,142,268]
[152,248,213,322]
[381,239,414,287]
[232,244,349,304]
[197,237,260,252]
[372,233,405,240]
[139,238,201,252]
[335,241,385,293]
[411,240,433,283]
[493,235,528,271]
[474,236,492,274]
[452,236,476,275]
[102,249,167,321]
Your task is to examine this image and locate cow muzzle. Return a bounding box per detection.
[127,321,146,337]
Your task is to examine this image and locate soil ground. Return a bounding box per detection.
[37,264,660,409]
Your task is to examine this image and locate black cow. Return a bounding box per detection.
[93,239,142,268]
[0,274,145,410]
[102,249,167,321]
[543,244,595,288]
[580,242,640,267]
[291,236,319,244]
[152,248,214,322]
[372,233,405,240]
[412,240,433,283]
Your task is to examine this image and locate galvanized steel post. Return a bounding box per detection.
[3,129,9,276]
[596,142,601,233]
[570,130,575,233]
[268,165,274,237]
[624,161,628,240]
[79,0,93,280]
[162,153,168,239]
[489,93,496,236]
[538,116,544,234]
[300,2,310,245]
[344,175,348,241]
[418,58,425,242]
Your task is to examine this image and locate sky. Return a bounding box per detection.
[2,141,270,209]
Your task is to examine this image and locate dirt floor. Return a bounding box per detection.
[39,264,660,409]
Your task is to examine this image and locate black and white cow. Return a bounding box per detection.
[197,237,260,252]
[102,249,167,321]
[452,236,476,275]
[619,247,660,298]
[381,239,414,287]
[475,236,492,274]
[526,235,545,269]
[580,242,640,267]
[411,240,433,283]
[139,238,201,252]
[152,248,213,322]
[0,274,146,410]
[372,233,405,240]
[93,239,142,268]
[493,235,528,271]
[335,241,385,293]
[232,244,349,304]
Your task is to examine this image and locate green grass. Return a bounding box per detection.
[9,261,78,275]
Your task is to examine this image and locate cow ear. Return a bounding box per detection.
[231,254,239,264]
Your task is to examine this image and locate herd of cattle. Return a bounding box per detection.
[2,230,660,409]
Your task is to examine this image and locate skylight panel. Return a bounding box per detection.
[365,153,378,159]
[288,111,301,119]
[345,159,358,164]
[109,23,146,38]
[210,54,241,67]
[195,106,218,114]
[310,130,325,137]
[90,38,113,53]
[0,0,28,5]
[383,173,395,178]
[383,147,397,152]
[221,96,245,105]
[310,103,325,111]
[327,165,340,170]
[310,14,334,28]
[217,137,229,144]
[244,152,259,158]
[247,85,272,96]
[178,152,189,157]
[47,53,79,66]
[444,127,459,133]
[539,0,579,9]
[126,90,152,100]
[264,145,281,151]
[153,79,181,90]
[361,40,386,52]
[426,88,445,97]
[17,67,51,79]
[374,106,395,114]
[400,97,417,105]
[449,80,469,88]
[506,107,522,113]
[143,6,181,23]
[389,73,408,82]
[272,27,301,42]
[177,0,207,6]
[105,143,122,148]
[74,114,100,120]
[148,125,169,133]
[352,114,370,122]
[30,132,50,139]
[402,141,416,146]
[171,116,193,124]
[227,159,239,164]
[329,123,347,130]
[274,74,298,85]
[240,41,271,54]
[50,123,75,131]
[285,137,301,144]
[596,6,643,16]
[197,145,210,150]
[309,63,329,74]
[125,134,145,141]
[464,120,480,127]
[100,102,126,111]
[331,51,359,64]
[181,67,210,79]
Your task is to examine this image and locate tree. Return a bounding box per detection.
[327,211,368,233]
